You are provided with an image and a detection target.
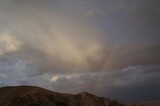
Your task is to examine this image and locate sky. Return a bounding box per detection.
[0,0,160,103]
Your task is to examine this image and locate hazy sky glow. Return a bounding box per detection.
[0,0,160,103]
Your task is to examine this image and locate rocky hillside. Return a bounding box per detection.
[0,86,124,106]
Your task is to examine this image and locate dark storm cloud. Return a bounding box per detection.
[0,0,160,71]
[0,0,160,103]
[86,0,160,44]
[85,0,160,71]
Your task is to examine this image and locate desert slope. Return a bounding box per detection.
[0,86,124,106]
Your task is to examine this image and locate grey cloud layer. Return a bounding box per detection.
[0,0,160,70]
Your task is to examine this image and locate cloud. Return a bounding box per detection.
[0,0,160,72]
[0,31,21,55]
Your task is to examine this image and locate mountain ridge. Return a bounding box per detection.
[0,85,124,106]
[0,86,159,106]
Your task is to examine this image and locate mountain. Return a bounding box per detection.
[0,86,124,106]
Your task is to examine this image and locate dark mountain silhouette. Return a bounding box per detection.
[0,86,124,106]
